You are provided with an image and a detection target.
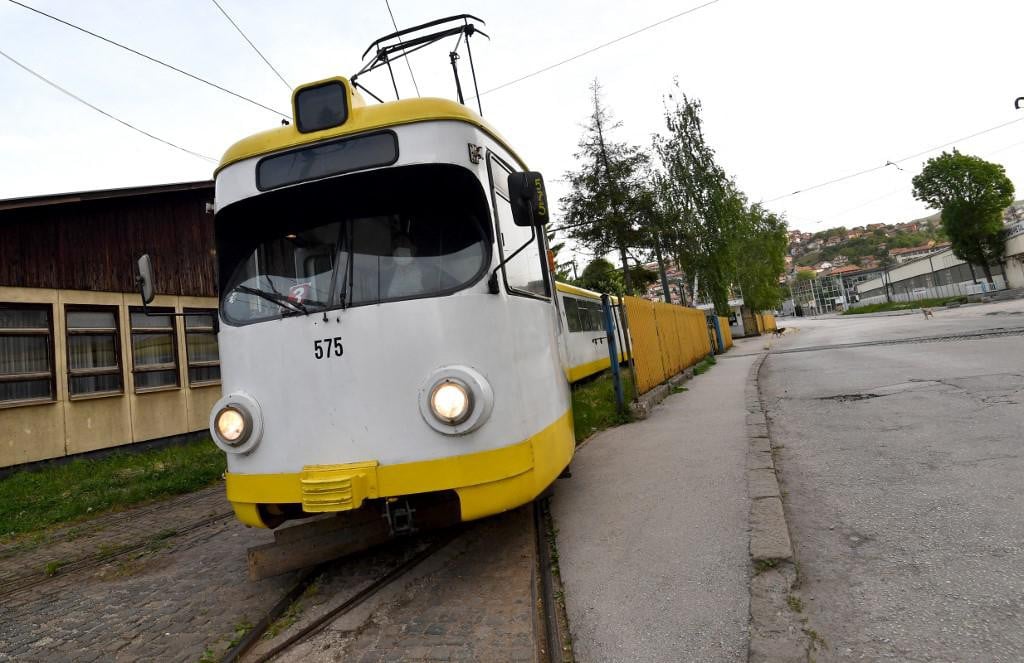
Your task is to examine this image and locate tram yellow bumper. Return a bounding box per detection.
[224,409,575,528]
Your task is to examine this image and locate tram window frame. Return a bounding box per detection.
[255,130,400,191]
[486,152,551,300]
[563,296,582,332]
[0,303,56,408]
[217,164,494,327]
[65,306,124,399]
[128,308,181,393]
[184,309,221,387]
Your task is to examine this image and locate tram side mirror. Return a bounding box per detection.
[136,254,156,305]
[508,171,549,227]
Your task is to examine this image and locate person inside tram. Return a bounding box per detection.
[385,233,425,299]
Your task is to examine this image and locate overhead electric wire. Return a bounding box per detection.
[209,0,291,90]
[472,0,722,99]
[383,0,421,97]
[0,48,217,163]
[765,114,1024,203]
[4,0,289,118]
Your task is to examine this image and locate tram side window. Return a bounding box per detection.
[563,297,605,332]
[489,156,549,298]
[563,297,581,332]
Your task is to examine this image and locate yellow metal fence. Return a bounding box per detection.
[622,297,713,395]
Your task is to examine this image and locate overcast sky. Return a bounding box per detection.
[3,0,1024,263]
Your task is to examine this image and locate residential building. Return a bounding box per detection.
[889,241,950,264]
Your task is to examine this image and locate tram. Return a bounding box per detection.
[135,16,625,531]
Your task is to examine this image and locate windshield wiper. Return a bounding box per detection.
[235,285,308,315]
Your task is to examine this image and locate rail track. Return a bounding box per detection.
[0,508,234,598]
[222,498,572,662]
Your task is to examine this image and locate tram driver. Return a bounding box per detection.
[385,233,425,299]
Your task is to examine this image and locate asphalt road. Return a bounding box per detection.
[762,301,1024,662]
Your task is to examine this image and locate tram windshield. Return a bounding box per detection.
[216,164,491,325]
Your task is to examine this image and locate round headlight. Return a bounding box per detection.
[429,379,472,425]
[215,406,251,446]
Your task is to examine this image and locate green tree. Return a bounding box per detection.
[732,204,788,311]
[577,258,623,294]
[561,80,649,293]
[912,150,1015,284]
[546,228,574,282]
[652,85,740,314]
[576,257,657,296]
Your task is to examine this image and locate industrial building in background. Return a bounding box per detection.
[0,181,219,469]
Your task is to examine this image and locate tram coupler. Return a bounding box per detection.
[383,498,417,536]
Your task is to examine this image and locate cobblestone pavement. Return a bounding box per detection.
[0,484,231,595]
[0,482,292,662]
[280,508,538,663]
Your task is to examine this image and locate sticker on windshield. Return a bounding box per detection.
[289,283,312,304]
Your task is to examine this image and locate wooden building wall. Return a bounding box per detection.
[0,187,215,297]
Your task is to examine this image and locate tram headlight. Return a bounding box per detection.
[429,379,473,425]
[419,366,493,435]
[214,405,252,446]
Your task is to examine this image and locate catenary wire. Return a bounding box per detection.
[764,115,1024,203]
[383,0,421,97]
[209,0,291,90]
[471,0,722,99]
[0,48,217,163]
[4,0,289,118]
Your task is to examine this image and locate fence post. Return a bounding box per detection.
[617,299,639,402]
[602,294,625,413]
[711,315,725,354]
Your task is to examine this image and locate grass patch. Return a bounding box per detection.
[226,619,254,650]
[0,437,225,539]
[692,355,716,376]
[787,594,804,613]
[753,558,779,574]
[843,296,966,315]
[571,368,634,442]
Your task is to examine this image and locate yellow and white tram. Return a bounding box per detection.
[193,76,583,529]
[135,18,628,532]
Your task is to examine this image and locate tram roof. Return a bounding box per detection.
[217,94,525,175]
[556,282,621,304]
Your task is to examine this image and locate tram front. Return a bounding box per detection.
[193,77,574,529]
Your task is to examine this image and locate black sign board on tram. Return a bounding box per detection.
[293,80,349,134]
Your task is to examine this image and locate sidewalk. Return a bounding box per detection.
[551,352,757,662]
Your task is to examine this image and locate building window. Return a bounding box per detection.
[129,309,180,391]
[185,310,220,386]
[66,307,123,397]
[0,304,55,405]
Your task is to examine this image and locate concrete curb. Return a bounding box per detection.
[745,352,809,662]
[629,366,696,420]
[744,353,792,562]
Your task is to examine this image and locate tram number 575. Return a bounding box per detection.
[313,337,344,359]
